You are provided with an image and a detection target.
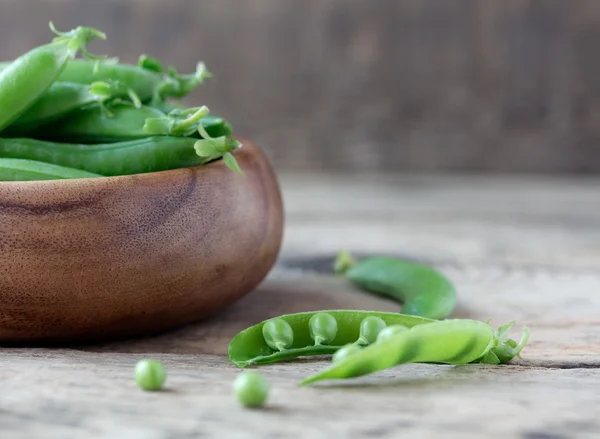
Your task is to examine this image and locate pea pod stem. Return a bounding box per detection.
[143,106,210,137]
[89,80,142,110]
[313,336,327,346]
[157,62,212,100]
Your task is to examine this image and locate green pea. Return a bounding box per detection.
[134,359,167,391]
[234,371,269,408]
[332,343,362,364]
[262,318,294,352]
[356,316,387,346]
[308,312,338,346]
[375,324,409,343]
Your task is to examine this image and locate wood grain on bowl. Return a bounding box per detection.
[0,139,284,343]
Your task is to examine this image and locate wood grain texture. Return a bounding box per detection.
[1,0,600,173]
[0,172,599,438]
[0,141,284,342]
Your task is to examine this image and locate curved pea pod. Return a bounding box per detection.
[0,23,106,132]
[0,158,102,181]
[37,103,234,144]
[0,135,240,176]
[4,82,113,134]
[227,310,435,368]
[37,103,167,143]
[334,252,457,320]
[300,319,530,385]
[56,57,211,103]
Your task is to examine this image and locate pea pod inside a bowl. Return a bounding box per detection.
[0,23,242,181]
[334,251,457,320]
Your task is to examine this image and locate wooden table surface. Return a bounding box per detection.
[1,172,599,439]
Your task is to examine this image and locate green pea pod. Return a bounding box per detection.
[0,135,240,176]
[37,103,167,143]
[300,319,530,386]
[0,23,106,132]
[4,82,110,134]
[55,57,210,103]
[228,310,435,368]
[0,158,102,181]
[335,252,457,320]
[36,103,233,144]
[331,344,362,364]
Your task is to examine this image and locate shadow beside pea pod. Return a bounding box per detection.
[303,363,515,389]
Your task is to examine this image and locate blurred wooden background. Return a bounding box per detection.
[1,0,599,173]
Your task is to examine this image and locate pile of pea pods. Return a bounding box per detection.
[0,22,241,181]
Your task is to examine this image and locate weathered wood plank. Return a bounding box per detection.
[1,0,600,172]
[278,173,600,269]
[0,173,599,438]
[1,350,599,439]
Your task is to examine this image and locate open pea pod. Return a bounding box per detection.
[228,310,435,368]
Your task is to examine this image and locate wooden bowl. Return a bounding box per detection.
[0,139,284,343]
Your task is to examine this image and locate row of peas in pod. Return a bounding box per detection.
[0,23,242,181]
